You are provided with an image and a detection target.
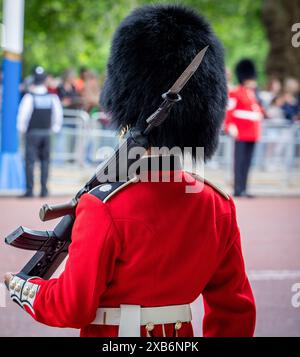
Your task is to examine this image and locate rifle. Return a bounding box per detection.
[5,46,208,279]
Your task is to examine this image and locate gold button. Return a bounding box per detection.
[29,290,36,298]
[9,281,16,290]
[15,283,22,293]
[175,321,182,330]
[23,286,30,296]
[145,322,155,332]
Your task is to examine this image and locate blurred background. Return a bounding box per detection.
[0,0,299,337]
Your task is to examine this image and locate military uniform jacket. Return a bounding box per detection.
[225,85,264,142]
[10,159,256,337]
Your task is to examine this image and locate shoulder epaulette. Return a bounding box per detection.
[188,172,230,200]
[88,178,136,203]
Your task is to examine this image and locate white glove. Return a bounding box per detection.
[228,124,238,138]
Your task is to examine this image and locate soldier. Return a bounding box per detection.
[225,59,264,198]
[5,5,255,337]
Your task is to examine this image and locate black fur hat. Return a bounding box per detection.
[235,59,257,84]
[100,4,227,159]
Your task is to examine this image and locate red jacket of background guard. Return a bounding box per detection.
[225,85,264,142]
[23,167,256,337]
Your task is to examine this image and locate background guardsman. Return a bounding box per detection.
[5,4,256,337]
[225,59,264,197]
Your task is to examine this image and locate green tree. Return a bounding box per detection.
[178,0,268,82]
[22,0,140,75]
[1,0,268,84]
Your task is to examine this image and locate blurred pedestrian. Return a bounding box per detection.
[75,66,90,93]
[45,74,60,95]
[281,78,300,122]
[81,71,100,114]
[259,77,282,110]
[17,66,63,197]
[56,69,82,163]
[225,59,264,197]
[57,69,81,109]
[266,95,285,121]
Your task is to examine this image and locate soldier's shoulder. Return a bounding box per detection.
[187,172,230,201]
[88,178,136,203]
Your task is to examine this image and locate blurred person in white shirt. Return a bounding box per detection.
[17,66,63,197]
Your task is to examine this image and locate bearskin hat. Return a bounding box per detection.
[100,4,227,159]
[235,59,257,84]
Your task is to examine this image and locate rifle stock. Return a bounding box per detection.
[39,198,78,222]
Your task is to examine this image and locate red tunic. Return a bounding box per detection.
[18,169,255,337]
[225,85,263,142]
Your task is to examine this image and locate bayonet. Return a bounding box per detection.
[144,46,209,134]
[169,45,209,95]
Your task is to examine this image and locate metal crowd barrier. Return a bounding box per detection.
[51,111,300,177]
[211,122,300,165]
[51,109,118,166]
[51,109,89,165]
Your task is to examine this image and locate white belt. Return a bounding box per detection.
[91,304,192,337]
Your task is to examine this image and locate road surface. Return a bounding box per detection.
[0,196,299,336]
